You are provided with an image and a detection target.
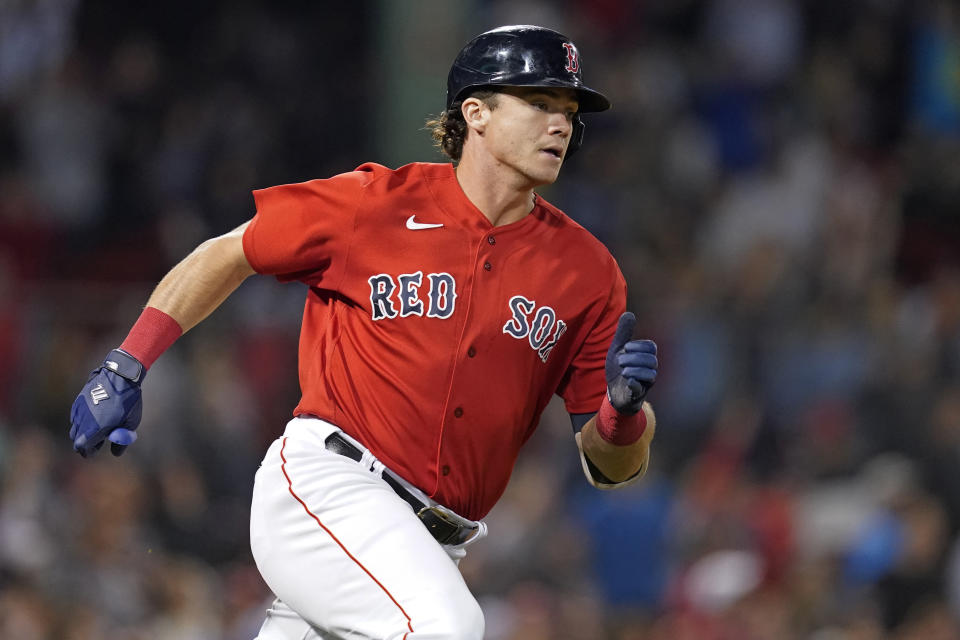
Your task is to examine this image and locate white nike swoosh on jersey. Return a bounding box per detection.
[406,215,444,230]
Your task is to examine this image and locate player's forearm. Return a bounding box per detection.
[579,402,656,482]
[146,221,255,332]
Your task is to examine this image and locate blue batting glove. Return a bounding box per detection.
[69,349,146,458]
[605,312,658,415]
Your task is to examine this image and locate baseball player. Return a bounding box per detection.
[69,25,659,639]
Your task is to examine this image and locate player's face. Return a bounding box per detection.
[483,87,579,186]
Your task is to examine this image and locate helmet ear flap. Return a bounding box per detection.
[566,116,585,160]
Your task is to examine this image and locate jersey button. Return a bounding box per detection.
[454,407,464,418]
[442,465,451,476]
[487,236,496,245]
[467,346,476,358]
[483,262,492,271]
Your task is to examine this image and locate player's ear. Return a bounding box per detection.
[461,97,488,134]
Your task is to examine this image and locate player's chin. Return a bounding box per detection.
[531,157,564,183]
[525,171,560,189]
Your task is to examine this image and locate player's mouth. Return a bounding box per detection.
[540,146,564,160]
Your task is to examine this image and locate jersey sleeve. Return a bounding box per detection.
[243,169,372,287]
[557,265,627,415]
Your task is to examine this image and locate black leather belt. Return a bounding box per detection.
[324,432,480,546]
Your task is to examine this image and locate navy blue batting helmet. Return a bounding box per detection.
[447,25,610,157]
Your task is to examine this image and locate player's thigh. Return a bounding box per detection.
[254,599,330,640]
[250,433,483,639]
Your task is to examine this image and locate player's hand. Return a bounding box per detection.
[69,349,146,458]
[605,312,657,415]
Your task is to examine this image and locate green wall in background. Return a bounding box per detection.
[374,1,474,166]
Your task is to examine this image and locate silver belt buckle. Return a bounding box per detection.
[417,504,480,545]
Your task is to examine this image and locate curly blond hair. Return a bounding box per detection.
[425,91,498,162]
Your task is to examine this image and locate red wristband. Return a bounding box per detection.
[119,307,183,369]
[596,394,647,445]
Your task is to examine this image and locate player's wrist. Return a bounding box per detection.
[596,394,647,446]
[118,306,183,370]
[606,376,645,415]
[103,348,146,384]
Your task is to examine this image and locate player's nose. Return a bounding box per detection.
[547,113,571,137]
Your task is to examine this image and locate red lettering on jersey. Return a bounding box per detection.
[398,271,425,318]
[426,273,457,319]
[562,43,579,74]
[369,271,457,321]
[369,274,399,320]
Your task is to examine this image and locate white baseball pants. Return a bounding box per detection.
[250,417,486,640]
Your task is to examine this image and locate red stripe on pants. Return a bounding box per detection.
[280,437,414,637]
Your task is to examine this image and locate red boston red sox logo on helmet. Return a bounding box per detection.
[562,42,579,73]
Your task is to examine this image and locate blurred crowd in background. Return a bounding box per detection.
[2,0,960,638]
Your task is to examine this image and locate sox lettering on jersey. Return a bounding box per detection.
[369,272,457,320]
[502,295,567,363]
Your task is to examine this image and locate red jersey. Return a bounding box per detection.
[243,162,625,519]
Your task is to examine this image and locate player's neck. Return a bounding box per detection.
[454,156,537,227]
